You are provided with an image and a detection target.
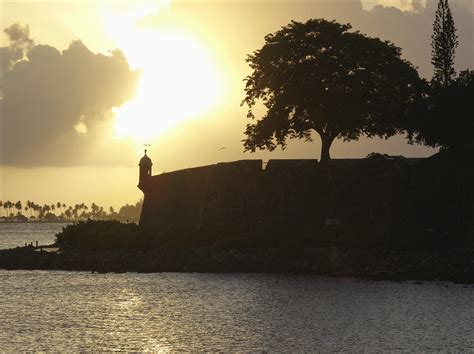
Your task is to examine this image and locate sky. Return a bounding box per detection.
[1,0,473,208]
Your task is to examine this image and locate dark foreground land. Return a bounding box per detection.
[1,149,473,283]
[2,245,474,284]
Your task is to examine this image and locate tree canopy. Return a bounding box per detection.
[407,3,472,150]
[408,70,474,149]
[242,19,424,162]
[431,0,458,87]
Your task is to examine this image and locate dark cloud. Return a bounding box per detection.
[1,24,140,166]
[1,24,34,72]
[4,23,33,43]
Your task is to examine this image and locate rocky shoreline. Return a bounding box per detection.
[1,246,474,283]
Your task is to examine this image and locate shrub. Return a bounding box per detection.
[55,220,140,251]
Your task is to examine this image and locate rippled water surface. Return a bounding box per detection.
[0,222,68,249]
[1,224,474,351]
[0,271,473,351]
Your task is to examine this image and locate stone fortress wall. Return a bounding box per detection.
[138,157,429,235]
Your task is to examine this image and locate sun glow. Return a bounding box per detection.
[102,4,224,142]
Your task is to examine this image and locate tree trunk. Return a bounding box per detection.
[320,134,334,163]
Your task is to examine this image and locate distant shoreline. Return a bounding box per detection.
[0,220,137,224]
[0,221,71,224]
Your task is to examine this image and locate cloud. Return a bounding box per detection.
[1,1,472,167]
[0,24,34,74]
[0,24,140,166]
[141,0,472,79]
[353,0,473,77]
[137,0,471,161]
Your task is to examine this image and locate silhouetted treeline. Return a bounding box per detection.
[0,199,143,223]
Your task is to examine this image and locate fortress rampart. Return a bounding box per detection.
[138,156,442,238]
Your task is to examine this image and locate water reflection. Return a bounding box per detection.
[0,271,473,351]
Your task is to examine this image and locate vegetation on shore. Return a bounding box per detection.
[0,199,143,223]
[55,220,140,250]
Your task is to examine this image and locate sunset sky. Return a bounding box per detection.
[1,0,473,208]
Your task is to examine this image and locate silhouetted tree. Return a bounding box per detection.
[431,0,458,87]
[25,200,31,217]
[409,69,474,149]
[242,19,423,162]
[42,212,55,221]
[33,202,40,218]
[27,201,33,218]
[15,201,22,215]
[117,199,143,222]
[4,201,12,216]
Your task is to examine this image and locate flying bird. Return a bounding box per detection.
[218,147,227,151]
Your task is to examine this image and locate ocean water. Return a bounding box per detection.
[0,222,68,249]
[0,224,473,351]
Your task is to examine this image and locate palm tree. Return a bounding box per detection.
[4,201,12,217]
[41,204,50,219]
[15,201,22,215]
[25,201,31,217]
[90,203,98,219]
[33,203,40,219]
[72,204,80,220]
[98,206,105,219]
[77,203,84,219]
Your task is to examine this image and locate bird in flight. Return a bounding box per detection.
[218,147,227,151]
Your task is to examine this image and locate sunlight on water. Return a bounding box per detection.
[1,225,473,351]
[0,271,473,351]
